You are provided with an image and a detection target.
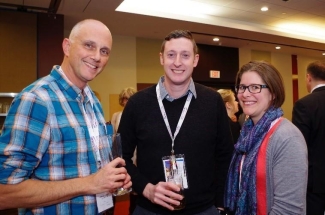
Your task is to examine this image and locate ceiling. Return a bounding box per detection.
[1,0,325,58]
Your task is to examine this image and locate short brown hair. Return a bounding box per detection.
[160,30,198,54]
[235,60,285,108]
[307,60,325,81]
[118,87,137,106]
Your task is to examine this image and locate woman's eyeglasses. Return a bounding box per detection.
[235,84,269,94]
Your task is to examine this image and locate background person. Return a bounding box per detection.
[292,60,325,215]
[111,87,137,215]
[119,29,234,215]
[217,89,241,143]
[0,19,131,214]
[225,60,308,214]
[111,87,137,134]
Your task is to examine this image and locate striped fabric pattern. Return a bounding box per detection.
[0,66,111,214]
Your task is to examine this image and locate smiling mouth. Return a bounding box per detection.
[243,101,255,105]
[173,70,184,74]
[84,61,98,69]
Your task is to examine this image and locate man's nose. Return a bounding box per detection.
[91,50,101,61]
[174,54,182,66]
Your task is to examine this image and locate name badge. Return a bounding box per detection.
[96,192,113,213]
[162,154,189,189]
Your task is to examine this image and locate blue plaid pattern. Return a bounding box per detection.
[0,66,111,214]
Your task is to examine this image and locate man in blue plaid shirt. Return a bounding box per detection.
[0,19,131,214]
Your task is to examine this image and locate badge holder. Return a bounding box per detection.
[162,154,189,189]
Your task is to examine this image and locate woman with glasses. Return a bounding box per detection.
[224,61,308,215]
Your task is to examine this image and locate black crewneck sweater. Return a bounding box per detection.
[119,83,233,214]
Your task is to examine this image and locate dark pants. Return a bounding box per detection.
[132,205,220,215]
[307,191,325,215]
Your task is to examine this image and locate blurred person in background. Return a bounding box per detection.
[292,60,325,215]
[217,89,241,143]
[111,87,137,134]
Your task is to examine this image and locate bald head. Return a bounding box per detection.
[69,19,112,43]
[60,19,113,89]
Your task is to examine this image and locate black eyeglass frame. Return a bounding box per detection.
[235,84,269,94]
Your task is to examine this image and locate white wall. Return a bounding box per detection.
[136,37,164,83]
[239,48,251,69]
[89,35,137,121]
[271,53,292,119]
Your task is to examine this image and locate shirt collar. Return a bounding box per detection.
[311,84,325,93]
[158,76,197,102]
[53,65,93,105]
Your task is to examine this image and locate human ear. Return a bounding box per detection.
[193,54,199,67]
[159,52,164,65]
[225,102,232,109]
[62,38,71,56]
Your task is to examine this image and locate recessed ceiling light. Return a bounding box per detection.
[323,53,325,56]
[275,46,281,49]
[261,7,268,12]
[213,37,219,42]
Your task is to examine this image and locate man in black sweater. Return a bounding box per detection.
[119,30,234,215]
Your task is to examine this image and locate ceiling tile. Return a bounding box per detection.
[273,0,323,11]
[196,0,237,6]
[226,0,264,11]
[304,3,325,16]
[223,10,281,26]
[208,6,245,17]
[304,16,325,28]
[285,12,320,22]
[252,4,301,18]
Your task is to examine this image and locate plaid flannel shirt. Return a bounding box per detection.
[0,66,111,214]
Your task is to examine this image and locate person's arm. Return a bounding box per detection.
[269,126,308,214]
[0,158,131,210]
